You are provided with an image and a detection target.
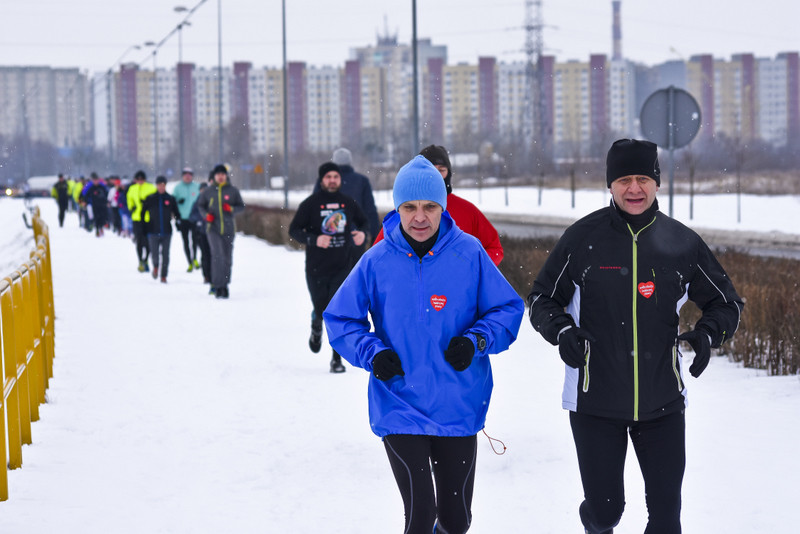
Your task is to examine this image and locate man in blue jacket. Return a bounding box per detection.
[324,155,524,534]
[172,167,201,272]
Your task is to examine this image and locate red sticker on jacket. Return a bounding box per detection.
[431,295,447,311]
[638,282,655,298]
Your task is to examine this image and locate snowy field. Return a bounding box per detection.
[1,194,798,533]
[245,184,800,237]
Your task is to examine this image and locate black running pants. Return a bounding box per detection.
[570,410,685,534]
[383,434,477,534]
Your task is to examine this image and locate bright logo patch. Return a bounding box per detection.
[638,281,655,298]
[431,295,447,311]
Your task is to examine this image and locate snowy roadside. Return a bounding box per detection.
[0,199,798,533]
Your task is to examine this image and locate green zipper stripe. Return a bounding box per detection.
[217,186,224,234]
[629,216,656,422]
[631,226,639,421]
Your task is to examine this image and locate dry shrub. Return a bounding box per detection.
[239,208,799,375]
[236,206,297,248]
[498,237,799,376]
[712,250,800,375]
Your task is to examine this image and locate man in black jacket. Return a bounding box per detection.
[142,176,180,283]
[52,174,70,227]
[326,147,379,252]
[290,161,368,373]
[528,139,743,534]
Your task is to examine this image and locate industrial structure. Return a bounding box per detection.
[1,1,798,180]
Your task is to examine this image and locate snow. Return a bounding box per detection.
[246,185,800,236]
[1,192,798,533]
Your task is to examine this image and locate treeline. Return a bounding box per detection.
[4,126,800,196]
[238,206,799,376]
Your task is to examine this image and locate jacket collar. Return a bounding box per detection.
[608,198,659,234]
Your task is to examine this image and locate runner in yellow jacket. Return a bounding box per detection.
[126,170,157,272]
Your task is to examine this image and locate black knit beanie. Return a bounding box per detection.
[606,139,661,187]
[318,161,340,182]
[419,144,453,193]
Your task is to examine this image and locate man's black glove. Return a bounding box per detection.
[444,336,475,371]
[557,326,595,368]
[372,350,404,381]
[678,329,712,378]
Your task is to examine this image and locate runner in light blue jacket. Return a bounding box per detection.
[323,155,523,534]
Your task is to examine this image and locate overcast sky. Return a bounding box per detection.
[1,0,797,74]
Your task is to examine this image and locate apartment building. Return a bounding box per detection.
[4,45,799,173]
[0,66,91,150]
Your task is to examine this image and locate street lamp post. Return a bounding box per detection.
[217,0,224,163]
[411,0,419,153]
[175,6,189,171]
[282,0,289,209]
[145,42,160,174]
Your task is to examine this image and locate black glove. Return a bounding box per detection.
[444,336,475,371]
[178,198,186,204]
[557,326,595,368]
[372,350,404,381]
[678,329,712,378]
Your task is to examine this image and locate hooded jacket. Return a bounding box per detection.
[528,201,743,421]
[51,180,70,207]
[323,211,524,438]
[196,181,245,237]
[313,164,379,239]
[374,193,504,266]
[288,188,368,276]
[172,181,201,220]
[126,181,157,222]
[142,191,180,235]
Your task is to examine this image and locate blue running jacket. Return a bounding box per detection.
[324,211,524,437]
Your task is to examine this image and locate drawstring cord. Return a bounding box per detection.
[482,429,506,455]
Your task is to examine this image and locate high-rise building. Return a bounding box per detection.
[0,66,90,150]
[3,30,800,180]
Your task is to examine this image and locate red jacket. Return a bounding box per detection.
[374,193,504,266]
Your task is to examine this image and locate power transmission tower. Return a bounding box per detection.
[522,0,547,179]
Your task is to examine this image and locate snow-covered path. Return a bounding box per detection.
[1,199,798,533]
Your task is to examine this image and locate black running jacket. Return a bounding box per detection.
[528,203,743,421]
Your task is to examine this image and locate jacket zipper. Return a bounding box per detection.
[217,186,224,234]
[417,255,424,321]
[414,251,434,321]
[158,196,164,234]
[631,228,640,421]
[629,217,656,422]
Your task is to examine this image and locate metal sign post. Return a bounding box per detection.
[640,86,701,217]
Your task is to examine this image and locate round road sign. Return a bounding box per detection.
[640,86,701,149]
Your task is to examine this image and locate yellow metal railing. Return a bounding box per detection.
[1,206,55,501]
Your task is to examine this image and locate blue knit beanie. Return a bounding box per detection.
[393,155,447,211]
